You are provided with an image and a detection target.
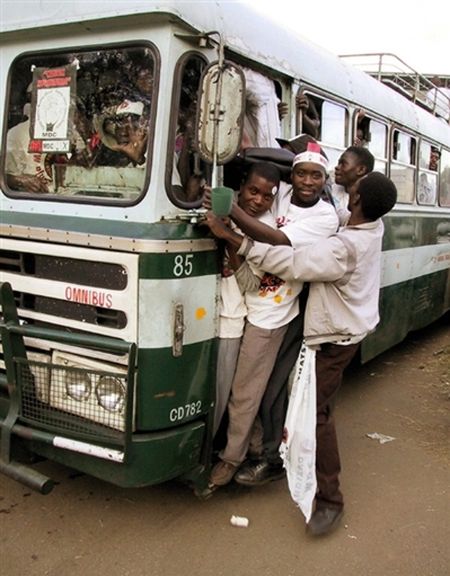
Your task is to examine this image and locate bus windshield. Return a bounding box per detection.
[3,44,156,203]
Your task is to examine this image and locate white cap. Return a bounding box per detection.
[114,99,144,116]
[293,142,328,173]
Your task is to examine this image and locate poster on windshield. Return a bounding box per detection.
[28,64,76,153]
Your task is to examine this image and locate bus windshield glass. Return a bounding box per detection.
[3,44,156,203]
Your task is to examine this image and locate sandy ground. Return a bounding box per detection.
[1,316,449,576]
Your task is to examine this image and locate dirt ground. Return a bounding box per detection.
[1,316,449,576]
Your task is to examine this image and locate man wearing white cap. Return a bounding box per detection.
[207,143,338,488]
[95,99,147,165]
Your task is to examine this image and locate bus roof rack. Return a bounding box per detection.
[339,52,450,123]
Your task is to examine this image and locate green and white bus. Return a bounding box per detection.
[1,1,449,494]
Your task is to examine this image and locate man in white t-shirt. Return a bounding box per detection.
[206,143,338,488]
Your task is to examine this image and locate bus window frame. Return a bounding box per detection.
[438,147,450,207]
[352,112,389,174]
[1,40,160,207]
[165,50,209,210]
[390,127,417,204]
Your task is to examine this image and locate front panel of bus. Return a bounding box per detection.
[0,16,220,489]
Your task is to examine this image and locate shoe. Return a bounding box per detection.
[209,461,239,487]
[306,507,344,536]
[234,459,285,486]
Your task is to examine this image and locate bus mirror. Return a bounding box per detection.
[196,61,245,165]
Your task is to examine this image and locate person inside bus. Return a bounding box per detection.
[242,68,285,149]
[331,146,375,224]
[5,84,53,193]
[204,143,338,489]
[230,171,398,536]
[353,109,369,147]
[93,99,148,166]
[429,147,440,172]
[209,163,281,437]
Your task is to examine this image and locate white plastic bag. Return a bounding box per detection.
[279,342,317,522]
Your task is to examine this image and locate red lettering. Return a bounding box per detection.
[43,68,66,78]
[37,77,71,88]
[64,286,113,309]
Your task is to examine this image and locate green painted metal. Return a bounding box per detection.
[0,211,209,241]
[139,250,218,279]
[361,270,449,363]
[136,340,216,430]
[0,282,54,492]
[25,420,208,488]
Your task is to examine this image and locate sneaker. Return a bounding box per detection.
[209,460,239,487]
[306,507,344,536]
[234,459,285,486]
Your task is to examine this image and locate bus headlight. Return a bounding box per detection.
[95,376,125,413]
[66,372,92,401]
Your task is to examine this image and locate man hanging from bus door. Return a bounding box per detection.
[226,171,398,536]
[210,163,281,438]
[204,142,338,488]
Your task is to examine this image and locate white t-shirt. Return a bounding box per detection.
[219,211,276,338]
[245,186,338,329]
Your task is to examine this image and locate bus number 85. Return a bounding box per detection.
[173,254,194,277]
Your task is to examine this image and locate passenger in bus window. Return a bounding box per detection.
[93,99,148,166]
[429,147,440,171]
[175,97,205,202]
[236,172,398,536]
[331,146,375,224]
[353,109,369,147]
[205,163,281,437]
[295,94,320,139]
[242,68,285,149]
[205,144,338,490]
[5,92,53,193]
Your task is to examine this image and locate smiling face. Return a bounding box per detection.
[334,150,367,188]
[291,162,326,206]
[238,173,276,217]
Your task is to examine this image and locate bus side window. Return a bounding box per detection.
[417,141,437,205]
[296,92,321,139]
[168,54,209,207]
[367,119,388,174]
[439,149,450,207]
[391,130,417,203]
[317,99,347,173]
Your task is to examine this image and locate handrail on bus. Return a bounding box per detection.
[339,52,450,122]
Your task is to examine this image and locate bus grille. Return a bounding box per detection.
[0,250,128,289]
[1,248,130,330]
[16,358,129,439]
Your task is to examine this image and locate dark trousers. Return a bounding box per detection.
[259,311,305,465]
[315,342,360,511]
